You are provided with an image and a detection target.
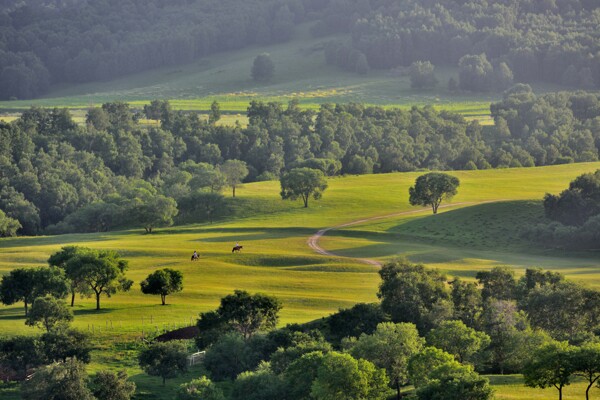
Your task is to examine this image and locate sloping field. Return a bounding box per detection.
[1,163,600,399]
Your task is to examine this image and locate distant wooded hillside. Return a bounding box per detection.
[1,0,599,100]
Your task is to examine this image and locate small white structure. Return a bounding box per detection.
[187,351,206,366]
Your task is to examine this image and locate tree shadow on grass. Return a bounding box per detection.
[0,307,25,321]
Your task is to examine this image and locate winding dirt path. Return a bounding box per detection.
[307,201,498,267]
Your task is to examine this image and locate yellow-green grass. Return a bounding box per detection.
[2,163,600,399]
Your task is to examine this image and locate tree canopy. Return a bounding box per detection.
[280,168,328,208]
[140,268,184,305]
[409,173,460,214]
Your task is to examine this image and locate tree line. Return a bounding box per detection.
[313,0,600,91]
[2,89,600,236]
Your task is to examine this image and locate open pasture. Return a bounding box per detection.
[2,163,600,399]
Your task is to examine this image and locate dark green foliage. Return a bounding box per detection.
[62,249,133,310]
[409,173,460,214]
[203,333,263,381]
[313,0,599,90]
[140,268,184,305]
[0,336,43,380]
[476,267,517,301]
[25,296,73,332]
[324,42,370,75]
[252,54,275,82]
[280,168,328,208]
[270,331,332,374]
[326,303,389,346]
[410,61,438,89]
[138,341,188,386]
[20,358,94,400]
[39,329,93,364]
[377,260,450,333]
[3,91,600,235]
[0,267,69,315]
[520,281,600,341]
[416,363,494,400]
[90,370,136,400]
[0,1,310,99]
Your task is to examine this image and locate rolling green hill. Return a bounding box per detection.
[1,163,600,399]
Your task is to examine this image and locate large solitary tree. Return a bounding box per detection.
[524,341,574,400]
[280,168,328,208]
[409,172,460,214]
[140,268,183,305]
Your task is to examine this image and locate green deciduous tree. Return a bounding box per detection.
[135,193,178,233]
[346,322,424,399]
[64,249,133,310]
[220,159,249,197]
[48,246,92,307]
[252,54,275,82]
[25,296,73,332]
[280,168,328,208]
[140,268,183,305]
[231,362,286,400]
[91,370,136,400]
[409,172,460,214]
[311,351,391,400]
[0,267,69,315]
[0,336,43,380]
[138,341,188,386]
[570,343,600,400]
[416,362,494,400]
[408,347,455,388]
[426,320,490,366]
[476,266,517,301]
[209,101,221,125]
[21,358,94,400]
[378,260,450,332]
[524,341,574,400]
[0,209,21,237]
[176,376,225,400]
[410,61,438,89]
[199,290,282,340]
[39,328,93,364]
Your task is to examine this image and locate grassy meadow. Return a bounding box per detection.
[2,163,600,399]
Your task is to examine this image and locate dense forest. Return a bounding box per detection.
[1,87,600,236]
[1,0,600,99]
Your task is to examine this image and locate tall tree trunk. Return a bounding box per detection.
[233,186,236,197]
[558,387,562,400]
[23,300,28,316]
[161,294,166,305]
[96,292,101,310]
[71,290,76,307]
[396,377,401,400]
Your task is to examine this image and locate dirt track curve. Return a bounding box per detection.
[307,201,500,267]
